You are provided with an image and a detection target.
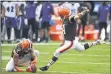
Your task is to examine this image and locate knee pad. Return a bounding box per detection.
[34,50,39,57]
[6,68,14,72]
[52,56,58,61]
[6,58,14,72]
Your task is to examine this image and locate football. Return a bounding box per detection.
[31,64,37,73]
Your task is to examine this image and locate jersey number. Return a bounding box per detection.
[63,24,66,34]
[7,6,14,12]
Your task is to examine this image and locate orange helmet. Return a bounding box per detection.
[20,39,32,49]
[58,7,70,18]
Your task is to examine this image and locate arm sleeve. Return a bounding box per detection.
[30,49,36,61]
[69,15,76,23]
[11,45,19,57]
[13,45,21,54]
[70,17,75,22]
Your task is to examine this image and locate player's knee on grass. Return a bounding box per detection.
[6,58,14,72]
[34,50,39,57]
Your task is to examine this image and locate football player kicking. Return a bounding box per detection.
[39,7,104,71]
[5,39,39,73]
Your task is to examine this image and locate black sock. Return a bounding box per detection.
[47,56,58,67]
[84,43,90,50]
[84,41,98,50]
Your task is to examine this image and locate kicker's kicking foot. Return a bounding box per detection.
[39,66,49,71]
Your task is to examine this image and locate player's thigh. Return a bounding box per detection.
[11,18,17,28]
[18,53,31,65]
[103,22,107,29]
[17,16,24,29]
[60,41,73,53]
[5,17,11,28]
[99,22,104,29]
[30,18,36,32]
[41,21,50,29]
[41,22,46,29]
[54,40,73,57]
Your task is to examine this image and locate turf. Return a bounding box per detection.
[1,42,110,74]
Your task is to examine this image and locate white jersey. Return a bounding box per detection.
[72,3,80,15]
[35,4,42,21]
[5,50,39,71]
[2,2,17,17]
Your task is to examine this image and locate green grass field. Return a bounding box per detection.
[1,42,110,74]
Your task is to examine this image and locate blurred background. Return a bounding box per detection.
[1,0,111,43]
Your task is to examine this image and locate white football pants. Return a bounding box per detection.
[5,50,39,72]
[54,40,85,57]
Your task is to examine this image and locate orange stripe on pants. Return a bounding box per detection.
[60,41,73,53]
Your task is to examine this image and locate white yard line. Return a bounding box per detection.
[2,51,110,57]
[40,61,110,65]
[2,56,109,65]
[1,43,61,46]
[1,68,102,74]
[1,42,110,46]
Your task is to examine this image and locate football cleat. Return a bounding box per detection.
[39,66,49,71]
